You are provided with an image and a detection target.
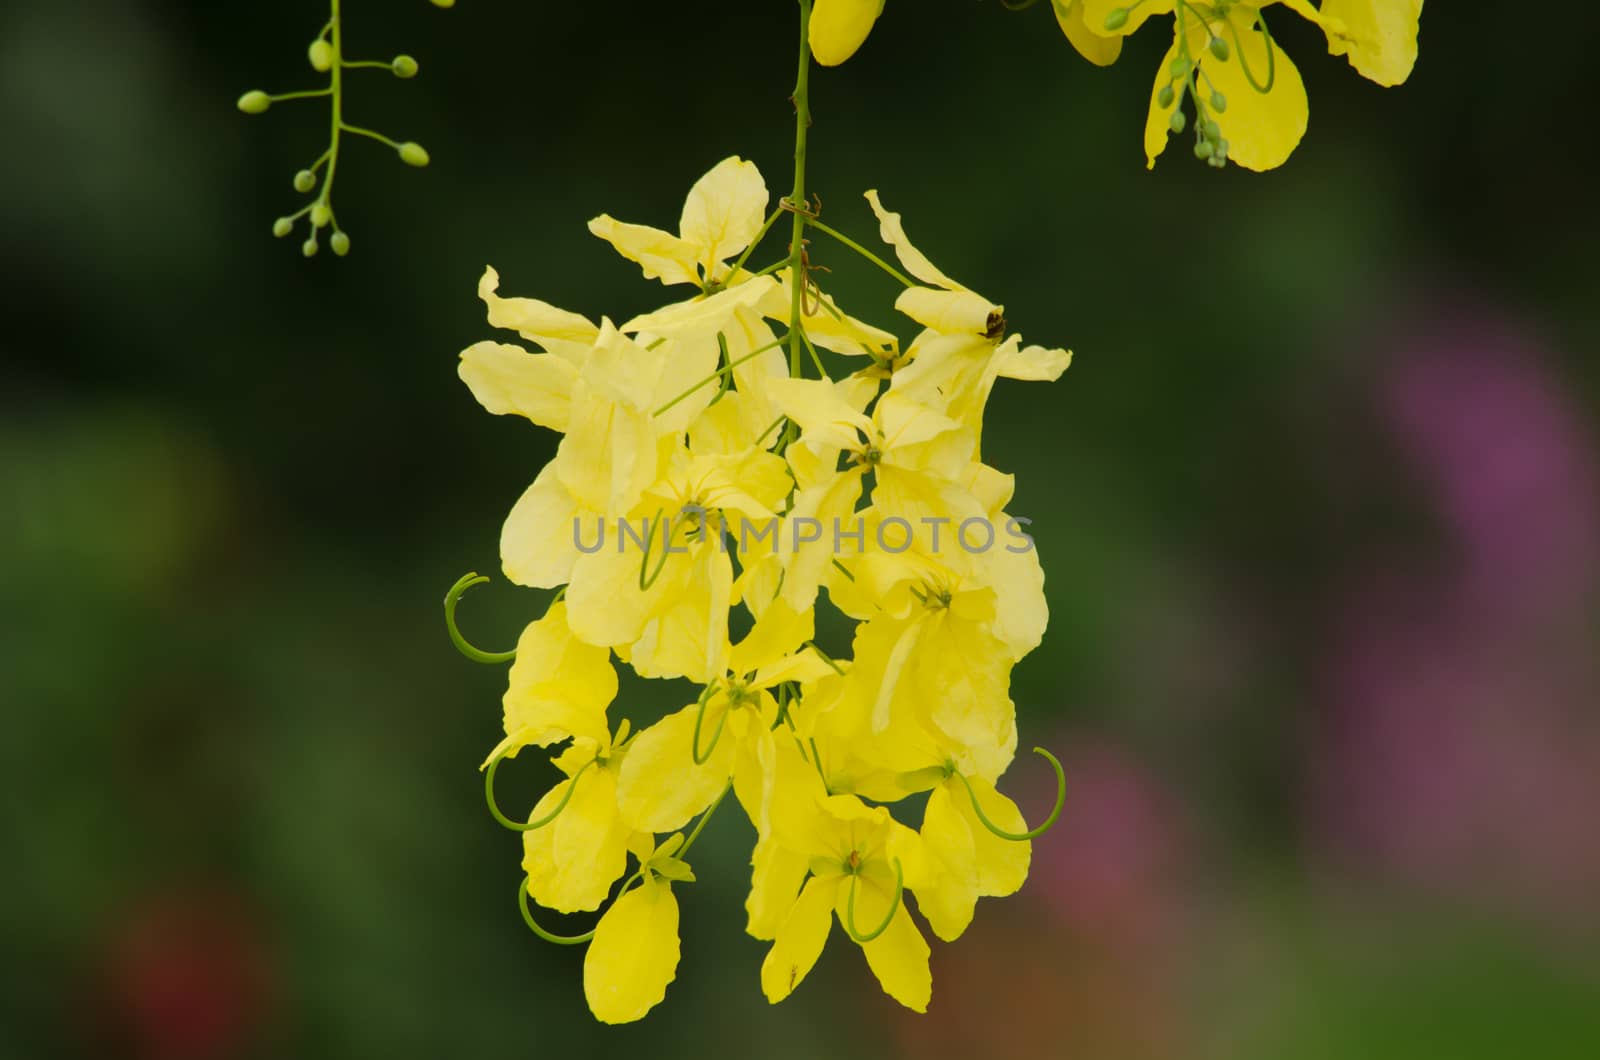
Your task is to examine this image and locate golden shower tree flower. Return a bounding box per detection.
[1082,0,1424,169]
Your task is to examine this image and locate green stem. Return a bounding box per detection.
[653,333,789,416]
[679,781,731,858]
[716,207,785,289]
[341,122,401,149]
[786,0,813,381]
[322,0,343,213]
[806,218,914,288]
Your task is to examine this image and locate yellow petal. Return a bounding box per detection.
[995,340,1072,381]
[678,156,769,276]
[523,767,630,914]
[1316,0,1421,86]
[746,835,811,940]
[809,0,886,66]
[500,600,617,751]
[893,287,1004,338]
[476,266,598,362]
[915,783,980,942]
[615,704,735,833]
[501,460,584,589]
[1203,9,1309,172]
[627,539,734,683]
[1143,35,1183,169]
[620,277,779,340]
[956,775,1031,897]
[842,876,932,1012]
[1052,0,1123,65]
[547,766,631,912]
[862,189,964,291]
[583,877,681,1024]
[760,875,839,1002]
[458,340,577,432]
[586,215,701,287]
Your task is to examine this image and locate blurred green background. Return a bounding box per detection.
[4,1,1598,1057]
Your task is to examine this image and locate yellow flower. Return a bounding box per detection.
[484,599,617,763]
[758,764,932,1011]
[589,156,771,289]
[583,833,692,1024]
[1083,0,1423,170]
[810,0,886,66]
[615,611,830,836]
[521,724,639,913]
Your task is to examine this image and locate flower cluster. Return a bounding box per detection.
[236,0,450,255]
[816,0,1423,171]
[450,156,1071,1022]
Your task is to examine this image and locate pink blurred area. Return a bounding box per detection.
[1311,300,1600,925]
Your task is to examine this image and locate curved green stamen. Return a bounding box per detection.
[444,572,517,664]
[485,754,597,832]
[955,746,1066,842]
[844,856,903,944]
[517,876,596,945]
[691,682,728,765]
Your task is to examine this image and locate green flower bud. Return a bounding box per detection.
[1158,84,1176,109]
[397,142,431,167]
[237,90,271,115]
[272,217,294,238]
[391,55,419,79]
[1169,55,1191,79]
[1211,90,1228,113]
[330,231,351,257]
[1194,141,1215,160]
[1208,154,1227,169]
[430,0,456,7]
[308,38,334,72]
[1204,120,1222,142]
[311,202,332,228]
[302,236,319,258]
[1169,108,1187,134]
[293,169,317,194]
[1209,37,1230,61]
[1103,8,1129,31]
[1216,138,1230,159]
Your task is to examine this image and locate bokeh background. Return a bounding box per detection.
[4,1,1598,1057]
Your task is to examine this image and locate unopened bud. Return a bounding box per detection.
[308,38,334,72]
[391,55,419,79]
[397,141,431,167]
[1169,55,1191,79]
[1158,84,1176,108]
[1169,109,1187,134]
[1209,37,1230,61]
[293,169,317,193]
[1204,119,1222,142]
[237,90,271,114]
[311,202,332,228]
[1194,141,1215,160]
[272,217,294,238]
[430,0,456,7]
[1103,8,1129,31]
[302,236,319,258]
[330,231,351,257]
[1211,90,1228,113]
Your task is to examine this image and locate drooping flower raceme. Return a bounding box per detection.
[439,0,1420,1027]
[448,152,1069,1022]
